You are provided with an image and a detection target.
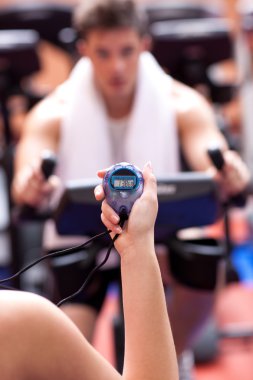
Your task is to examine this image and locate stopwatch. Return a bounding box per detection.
[103,162,144,219]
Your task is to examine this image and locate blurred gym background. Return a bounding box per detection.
[1,1,253,379]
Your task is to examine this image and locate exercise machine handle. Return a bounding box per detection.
[13,151,57,222]
[207,147,247,208]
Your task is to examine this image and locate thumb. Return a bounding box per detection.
[142,161,157,194]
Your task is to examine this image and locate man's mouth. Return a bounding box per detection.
[109,78,126,87]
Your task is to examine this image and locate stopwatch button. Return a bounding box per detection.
[120,191,128,198]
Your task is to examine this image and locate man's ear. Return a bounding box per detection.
[141,35,153,52]
[76,39,87,57]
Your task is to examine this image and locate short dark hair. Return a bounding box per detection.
[72,0,148,39]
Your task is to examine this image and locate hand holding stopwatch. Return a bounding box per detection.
[102,162,144,223]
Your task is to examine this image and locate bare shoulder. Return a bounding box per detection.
[23,89,66,140]
[26,92,64,125]
[170,79,213,116]
[169,79,227,170]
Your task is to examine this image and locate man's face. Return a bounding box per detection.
[81,27,149,102]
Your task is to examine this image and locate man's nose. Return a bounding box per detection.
[111,56,125,73]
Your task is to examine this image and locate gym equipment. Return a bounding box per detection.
[240,4,253,33]
[190,148,252,364]
[143,1,220,25]
[54,171,221,242]
[0,3,77,135]
[0,3,76,54]
[150,17,235,104]
[13,150,57,222]
[0,29,40,146]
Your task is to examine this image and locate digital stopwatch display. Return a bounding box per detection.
[111,175,137,190]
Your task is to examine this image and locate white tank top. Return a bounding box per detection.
[108,116,129,163]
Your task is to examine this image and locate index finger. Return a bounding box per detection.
[97,169,107,179]
[94,184,104,201]
[95,168,109,200]
[97,163,116,178]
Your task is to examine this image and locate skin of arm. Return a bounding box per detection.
[172,79,228,171]
[11,94,61,206]
[172,80,250,197]
[95,163,179,380]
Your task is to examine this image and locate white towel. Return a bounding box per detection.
[56,51,180,181]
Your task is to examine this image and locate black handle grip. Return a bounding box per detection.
[207,147,247,208]
[207,147,225,171]
[14,151,57,221]
[41,150,57,179]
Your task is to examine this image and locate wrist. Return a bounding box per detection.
[118,233,155,262]
[11,180,23,205]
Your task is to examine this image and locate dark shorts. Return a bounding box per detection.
[47,247,121,313]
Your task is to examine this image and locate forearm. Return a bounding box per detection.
[121,239,178,380]
[12,135,58,205]
[12,143,39,204]
[176,83,228,172]
[12,101,60,204]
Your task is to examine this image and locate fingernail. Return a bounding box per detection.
[116,226,122,234]
[112,214,119,223]
[145,161,153,171]
[94,187,100,196]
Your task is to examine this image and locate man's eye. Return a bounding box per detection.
[96,50,109,58]
[121,47,134,57]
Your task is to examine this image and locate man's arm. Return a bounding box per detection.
[11,94,61,206]
[173,80,250,197]
[173,80,228,171]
